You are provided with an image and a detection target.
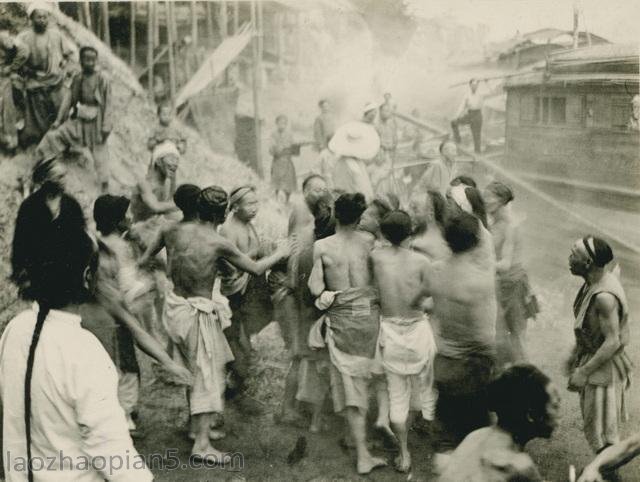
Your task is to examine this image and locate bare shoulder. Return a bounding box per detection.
[355,230,375,249]
[594,292,619,315]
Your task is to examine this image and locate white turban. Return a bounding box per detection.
[27,1,54,17]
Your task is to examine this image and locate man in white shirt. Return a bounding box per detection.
[451,78,484,154]
[1,188,152,481]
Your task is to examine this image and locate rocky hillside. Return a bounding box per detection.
[0,7,286,325]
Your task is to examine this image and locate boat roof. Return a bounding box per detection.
[505,43,639,88]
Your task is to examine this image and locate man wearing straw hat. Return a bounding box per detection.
[329,121,379,202]
[12,1,74,144]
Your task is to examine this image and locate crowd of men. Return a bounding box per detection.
[0,3,635,482]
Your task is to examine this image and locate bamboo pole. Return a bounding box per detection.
[83,2,92,31]
[257,0,264,64]
[205,1,214,47]
[250,1,263,178]
[166,1,177,104]
[101,1,110,47]
[153,0,160,47]
[220,1,228,39]
[190,1,198,47]
[146,2,154,94]
[233,1,239,35]
[276,12,284,72]
[129,1,136,68]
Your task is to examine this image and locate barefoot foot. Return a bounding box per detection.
[394,453,411,473]
[357,454,387,475]
[191,445,232,466]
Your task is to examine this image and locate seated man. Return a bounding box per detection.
[371,210,438,473]
[308,192,386,475]
[439,364,560,481]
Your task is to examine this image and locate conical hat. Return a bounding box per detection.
[329,121,380,161]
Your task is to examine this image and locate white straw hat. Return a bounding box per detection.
[329,121,380,161]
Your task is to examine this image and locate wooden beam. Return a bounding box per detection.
[139,46,168,80]
[146,1,154,93]
[250,1,263,178]
[153,0,160,47]
[257,0,264,63]
[101,1,110,47]
[190,1,198,47]
[166,1,177,103]
[129,1,136,68]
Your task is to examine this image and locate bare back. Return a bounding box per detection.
[314,230,373,291]
[167,222,228,299]
[371,246,430,318]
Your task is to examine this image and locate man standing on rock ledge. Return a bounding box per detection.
[36,46,113,192]
[12,1,74,145]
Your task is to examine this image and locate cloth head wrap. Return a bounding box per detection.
[27,1,53,17]
[449,184,473,214]
[152,140,181,164]
[229,185,255,208]
[581,236,614,267]
[197,186,228,222]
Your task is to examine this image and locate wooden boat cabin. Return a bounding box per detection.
[503,43,639,210]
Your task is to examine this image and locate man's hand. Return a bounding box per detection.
[577,465,604,482]
[163,361,193,386]
[275,239,293,260]
[51,119,62,129]
[568,367,588,392]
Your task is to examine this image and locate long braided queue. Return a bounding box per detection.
[24,304,49,482]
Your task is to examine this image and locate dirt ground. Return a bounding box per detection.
[130,276,640,482]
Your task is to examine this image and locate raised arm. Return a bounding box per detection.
[138,180,178,215]
[138,227,166,267]
[578,433,640,482]
[220,237,289,277]
[569,293,621,391]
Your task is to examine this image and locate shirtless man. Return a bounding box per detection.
[219,185,273,411]
[414,211,497,472]
[162,186,289,463]
[309,193,386,475]
[137,183,201,268]
[370,210,437,473]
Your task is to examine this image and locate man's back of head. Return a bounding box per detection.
[444,211,480,254]
[334,192,367,226]
[174,184,201,220]
[380,210,412,246]
[197,186,228,225]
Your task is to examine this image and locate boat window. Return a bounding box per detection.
[541,98,550,123]
[519,95,538,123]
[551,98,566,124]
[612,101,632,129]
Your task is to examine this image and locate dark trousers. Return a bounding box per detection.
[224,291,253,399]
[451,109,482,153]
[431,353,494,452]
